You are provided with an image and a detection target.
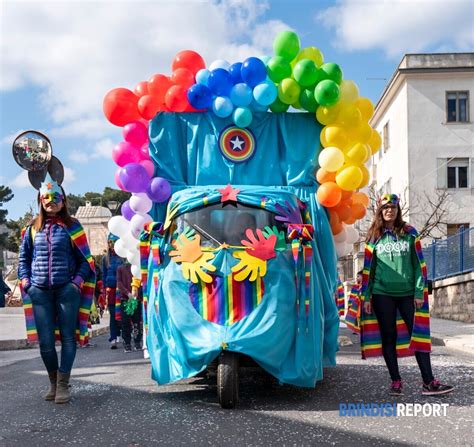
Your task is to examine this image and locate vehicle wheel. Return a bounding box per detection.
[217,351,239,409]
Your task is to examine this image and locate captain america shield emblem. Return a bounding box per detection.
[218,126,256,163]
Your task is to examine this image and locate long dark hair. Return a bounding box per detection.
[366,202,406,242]
[32,186,75,231]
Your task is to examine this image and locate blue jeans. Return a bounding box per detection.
[29,283,81,374]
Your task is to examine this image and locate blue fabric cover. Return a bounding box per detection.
[146,112,339,387]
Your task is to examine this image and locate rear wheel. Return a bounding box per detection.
[217,351,239,409]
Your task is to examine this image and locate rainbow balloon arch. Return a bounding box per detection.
[104,30,380,277]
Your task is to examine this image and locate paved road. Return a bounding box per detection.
[0,330,472,446]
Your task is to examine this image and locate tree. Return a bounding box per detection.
[6,207,34,253]
[66,193,86,216]
[0,185,14,249]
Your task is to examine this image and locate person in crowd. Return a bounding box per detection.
[360,193,453,396]
[102,234,123,349]
[18,174,95,403]
[0,271,12,308]
[345,270,363,334]
[116,261,143,353]
[335,275,345,317]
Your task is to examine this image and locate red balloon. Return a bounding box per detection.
[134,81,149,97]
[165,85,189,112]
[148,74,173,102]
[171,68,195,89]
[103,88,141,127]
[138,95,162,120]
[172,50,206,75]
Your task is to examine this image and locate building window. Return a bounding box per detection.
[447,158,469,188]
[447,223,469,237]
[383,122,390,152]
[446,91,469,123]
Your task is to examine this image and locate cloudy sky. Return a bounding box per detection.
[1,0,472,219]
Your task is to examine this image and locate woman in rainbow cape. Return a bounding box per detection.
[360,193,453,396]
[18,174,95,404]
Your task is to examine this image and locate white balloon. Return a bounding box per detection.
[130,193,152,214]
[336,241,350,258]
[108,216,129,238]
[126,250,140,266]
[130,213,152,238]
[333,227,347,243]
[131,264,141,279]
[114,238,129,258]
[346,225,359,244]
[209,59,230,71]
[122,231,138,250]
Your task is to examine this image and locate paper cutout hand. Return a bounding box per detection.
[169,230,201,263]
[241,228,276,260]
[262,226,286,251]
[275,201,302,224]
[231,250,267,281]
[181,253,217,283]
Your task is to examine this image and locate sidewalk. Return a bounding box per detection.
[0,307,109,350]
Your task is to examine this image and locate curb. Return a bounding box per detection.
[0,325,109,351]
[431,335,474,356]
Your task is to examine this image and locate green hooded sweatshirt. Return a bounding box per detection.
[368,231,424,299]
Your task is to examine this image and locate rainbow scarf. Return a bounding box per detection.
[21,220,96,346]
[189,273,265,325]
[336,276,345,317]
[359,225,431,358]
[344,283,361,334]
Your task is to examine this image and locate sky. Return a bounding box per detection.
[0,0,472,220]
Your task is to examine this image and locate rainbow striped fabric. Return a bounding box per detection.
[189,274,265,325]
[21,220,96,346]
[336,277,345,317]
[359,225,431,358]
[345,283,361,333]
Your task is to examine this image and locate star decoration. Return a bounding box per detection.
[47,182,53,190]
[219,243,230,250]
[218,184,240,203]
[230,136,245,151]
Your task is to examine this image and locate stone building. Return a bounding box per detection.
[74,202,112,256]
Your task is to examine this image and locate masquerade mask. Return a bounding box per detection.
[380,193,399,207]
[39,173,64,204]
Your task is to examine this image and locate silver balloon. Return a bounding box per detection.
[12,130,52,172]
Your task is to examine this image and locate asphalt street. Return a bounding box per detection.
[0,330,472,447]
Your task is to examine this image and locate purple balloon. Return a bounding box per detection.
[119,163,150,193]
[121,200,135,221]
[147,177,171,203]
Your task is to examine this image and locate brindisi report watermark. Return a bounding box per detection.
[339,403,449,417]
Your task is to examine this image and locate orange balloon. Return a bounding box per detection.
[172,50,206,75]
[341,190,353,201]
[165,85,190,112]
[351,203,367,219]
[334,203,352,221]
[316,168,336,183]
[138,95,162,120]
[352,192,369,207]
[148,74,173,103]
[331,221,343,235]
[344,216,356,225]
[328,209,340,227]
[134,81,149,97]
[316,182,342,207]
[103,88,141,127]
[171,68,195,89]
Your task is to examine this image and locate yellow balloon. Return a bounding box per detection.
[355,97,374,121]
[320,125,349,149]
[367,128,382,154]
[318,147,345,172]
[348,122,372,143]
[358,165,370,188]
[336,103,362,128]
[316,104,340,126]
[278,78,301,105]
[336,165,363,191]
[344,143,370,165]
[292,46,324,68]
[339,80,359,103]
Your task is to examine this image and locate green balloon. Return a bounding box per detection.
[314,80,340,106]
[270,97,289,113]
[278,78,301,105]
[273,30,300,63]
[267,56,292,83]
[320,62,343,85]
[299,88,318,112]
[293,59,318,88]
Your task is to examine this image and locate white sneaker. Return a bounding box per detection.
[110,340,118,350]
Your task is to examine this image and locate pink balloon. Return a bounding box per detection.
[122,121,148,147]
[135,144,151,162]
[140,160,155,177]
[112,141,140,167]
[115,168,125,190]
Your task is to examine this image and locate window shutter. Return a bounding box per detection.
[437,158,447,189]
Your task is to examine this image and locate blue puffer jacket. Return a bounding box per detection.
[102,251,123,288]
[18,220,91,289]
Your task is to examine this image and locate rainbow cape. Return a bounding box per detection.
[336,276,345,317]
[359,225,431,358]
[20,220,96,346]
[344,283,361,334]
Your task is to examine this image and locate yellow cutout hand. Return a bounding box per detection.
[231,250,267,282]
[169,232,202,263]
[181,252,217,283]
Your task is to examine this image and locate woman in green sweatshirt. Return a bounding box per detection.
[361,194,453,396]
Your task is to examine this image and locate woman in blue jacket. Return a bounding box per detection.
[18,176,94,404]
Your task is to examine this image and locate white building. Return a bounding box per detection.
[369,53,474,240]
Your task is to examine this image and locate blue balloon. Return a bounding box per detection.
[230,83,253,107]
[249,99,268,112]
[229,62,243,84]
[195,68,211,86]
[233,107,253,128]
[208,68,233,96]
[241,57,267,88]
[187,84,212,110]
[212,96,234,118]
[253,80,277,106]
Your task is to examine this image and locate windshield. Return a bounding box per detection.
[169,202,287,247]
